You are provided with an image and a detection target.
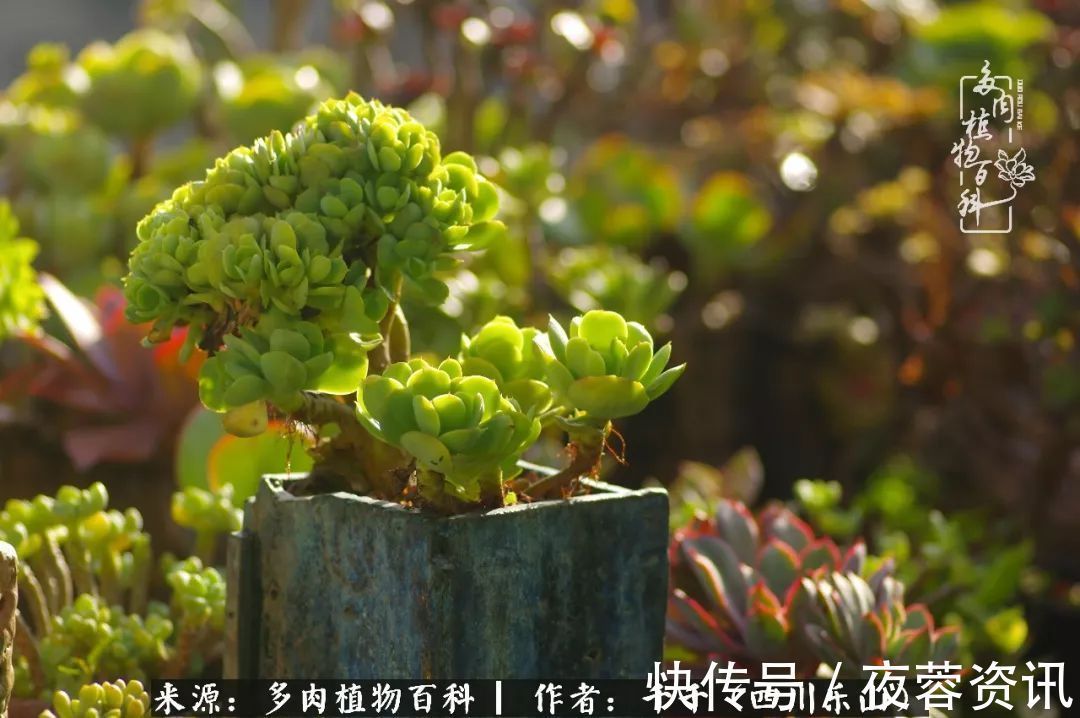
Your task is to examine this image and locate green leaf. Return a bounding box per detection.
[579,310,628,352]
[270,329,312,360]
[223,374,270,407]
[565,337,607,378]
[412,395,442,436]
[401,431,452,473]
[316,333,370,394]
[198,357,230,412]
[545,315,569,362]
[260,351,307,393]
[645,363,685,399]
[640,342,672,386]
[622,342,653,381]
[222,400,268,438]
[567,376,650,419]
[176,407,313,502]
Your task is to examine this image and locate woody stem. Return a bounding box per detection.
[525,422,610,499]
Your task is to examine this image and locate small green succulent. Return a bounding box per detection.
[459,315,552,414]
[75,30,202,138]
[0,482,151,619]
[358,357,541,507]
[0,201,45,340]
[537,310,684,422]
[0,108,113,194]
[170,487,242,561]
[40,679,150,718]
[567,136,683,249]
[196,306,376,431]
[163,557,227,637]
[36,596,171,695]
[3,484,228,699]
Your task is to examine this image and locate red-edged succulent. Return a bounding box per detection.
[0,281,201,470]
[667,498,958,675]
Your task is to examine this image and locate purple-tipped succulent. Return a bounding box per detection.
[667,499,958,675]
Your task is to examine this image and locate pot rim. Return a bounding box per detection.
[256,473,667,521]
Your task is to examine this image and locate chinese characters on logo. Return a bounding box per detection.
[953,60,1034,233]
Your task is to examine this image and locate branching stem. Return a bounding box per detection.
[525,422,611,499]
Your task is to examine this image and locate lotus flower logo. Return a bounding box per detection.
[994,148,1036,189]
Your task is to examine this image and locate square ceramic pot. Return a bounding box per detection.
[225,475,669,679]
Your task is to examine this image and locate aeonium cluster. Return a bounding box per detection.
[123,94,684,512]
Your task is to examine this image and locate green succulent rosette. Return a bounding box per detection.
[4,43,80,108]
[75,30,202,138]
[357,357,541,504]
[195,306,375,432]
[0,201,45,340]
[41,679,151,718]
[536,310,685,422]
[213,57,336,145]
[459,316,552,414]
[567,136,683,249]
[546,245,685,329]
[124,94,507,432]
[5,111,113,195]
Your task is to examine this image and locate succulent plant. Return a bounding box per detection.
[40,679,150,718]
[667,498,958,674]
[0,482,151,628]
[458,316,551,414]
[566,136,682,249]
[789,571,959,670]
[546,246,685,329]
[3,43,80,109]
[170,487,242,562]
[1,484,227,698]
[120,95,682,511]
[75,30,202,139]
[0,200,45,340]
[0,109,113,195]
[36,595,171,695]
[358,357,541,508]
[793,467,1037,662]
[163,557,227,636]
[124,94,506,431]
[681,172,772,278]
[212,56,336,144]
[537,310,684,423]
